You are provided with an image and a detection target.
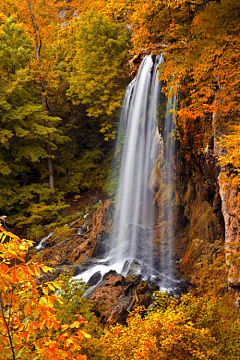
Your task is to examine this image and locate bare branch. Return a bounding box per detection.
[0,293,16,360]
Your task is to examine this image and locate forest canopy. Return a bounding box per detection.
[0,0,239,229]
[0,2,130,235]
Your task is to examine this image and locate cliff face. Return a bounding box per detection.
[212,110,240,288]
[150,126,224,271]
[37,53,240,324]
[149,101,240,292]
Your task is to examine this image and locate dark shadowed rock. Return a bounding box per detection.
[87,271,102,286]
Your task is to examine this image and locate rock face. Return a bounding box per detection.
[37,53,240,320]
[128,43,170,77]
[88,272,157,325]
[147,102,226,279]
[149,96,240,290]
[212,110,240,287]
[41,201,114,268]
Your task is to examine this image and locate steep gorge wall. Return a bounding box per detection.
[151,127,224,267]
[212,110,240,289]
[151,103,240,291]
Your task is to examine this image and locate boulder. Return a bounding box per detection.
[90,272,157,325]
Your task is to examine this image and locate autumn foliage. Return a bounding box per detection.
[0,224,90,359]
[94,0,240,188]
[101,291,240,360]
[1,225,240,359]
[0,0,240,357]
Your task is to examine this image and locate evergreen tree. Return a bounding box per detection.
[0,16,67,226]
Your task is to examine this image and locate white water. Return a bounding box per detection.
[35,231,53,250]
[73,54,178,290]
[111,54,164,267]
[74,258,126,284]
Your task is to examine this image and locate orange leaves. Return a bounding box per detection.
[0,225,90,359]
[101,297,221,360]
[97,0,240,160]
[217,124,240,200]
[24,300,32,316]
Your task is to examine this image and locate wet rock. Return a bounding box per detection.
[41,200,114,268]
[90,274,126,323]
[182,238,203,266]
[103,270,118,280]
[87,271,102,287]
[128,43,169,76]
[122,259,152,279]
[89,272,158,325]
[148,129,164,193]
[189,201,221,242]
[105,274,124,286]
[124,225,154,264]
[213,107,240,287]
[72,266,82,277]
[72,239,97,264]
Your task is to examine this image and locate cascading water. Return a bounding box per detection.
[75,54,179,291]
[159,93,177,289]
[109,54,178,289]
[110,54,163,271]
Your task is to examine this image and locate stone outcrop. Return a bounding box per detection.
[212,109,240,287]
[36,53,240,321]
[41,201,114,268]
[88,272,157,325]
[128,43,169,76]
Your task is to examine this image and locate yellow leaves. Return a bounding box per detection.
[65,337,74,347]
[70,321,81,329]
[80,330,91,339]
[42,287,49,295]
[33,304,40,319]
[24,300,32,316]
[217,125,240,200]
[34,265,41,277]
[47,283,56,291]
[61,324,69,332]
[101,297,221,360]
[39,295,55,308]
[0,233,6,243]
[42,264,53,273]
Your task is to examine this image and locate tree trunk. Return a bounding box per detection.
[26,0,55,189]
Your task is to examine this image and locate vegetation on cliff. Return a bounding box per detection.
[95,0,240,184]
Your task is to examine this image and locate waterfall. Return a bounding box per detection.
[75,54,178,290]
[109,54,177,287]
[159,93,177,289]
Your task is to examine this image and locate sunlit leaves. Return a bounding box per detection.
[65,9,129,137]
[101,291,240,360]
[0,225,89,359]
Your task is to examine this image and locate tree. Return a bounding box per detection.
[94,0,240,165]
[0,15,68,232]
[0,223,90,359]
[26,0,55,189]
[65,8,130,139]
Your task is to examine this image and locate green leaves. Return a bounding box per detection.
[66,9,129,127]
